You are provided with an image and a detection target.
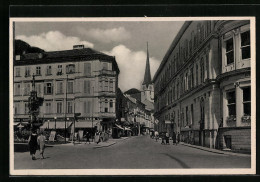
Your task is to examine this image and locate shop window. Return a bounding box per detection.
[225,38,234,65]
[243,87,251,115]
[227,90,236,116]
[241,31,250,60]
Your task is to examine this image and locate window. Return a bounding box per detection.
[104,80,108,92]
[186,106,189,126]
[102,62,108,70]
[226,38,234,65]
[196,64,198,86]
[241,31,250,59]
[14,83,21,96]
[84,63,91,76]
[201,59,204,83]
[44,83,53,94]
[15,68,20,77]
[243,87,251,115]
[227,90,236,116]
[66,64,75,74]
[46,66,52,75]
[191,67,194,88]
[56,81,63,94]
[67,81,73,94]
[36,66,41,75]
[24,102,29,114]
[104,100,108,112]
[110,100,113,112]
[84,80,91,94]
[84,101,91,114]
[46,102,52,114]
[24,83,30,95]
[67,102,73,114]
[25,67,30,77]
[57,65,62,75]
[109,80,113,92]
[57,102,62,114]
[36,83,42,96]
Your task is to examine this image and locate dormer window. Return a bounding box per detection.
[66,64,75,74]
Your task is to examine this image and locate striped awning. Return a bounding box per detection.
[40,121,72,129]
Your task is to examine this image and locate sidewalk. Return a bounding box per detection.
[55,136,129,149]
[179,142,250,157]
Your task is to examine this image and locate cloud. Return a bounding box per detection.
[77,27,131,43]
[104,45,160,92]
[16,31,94,51]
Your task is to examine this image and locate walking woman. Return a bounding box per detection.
[37,131,46,159]
[28,129,38,160]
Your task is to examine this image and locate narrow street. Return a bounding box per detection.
[14,135,251,169]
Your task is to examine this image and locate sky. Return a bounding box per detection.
[15,20,184,92]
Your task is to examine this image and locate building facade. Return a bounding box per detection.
[13,45,120,136]
[153,20,251,152]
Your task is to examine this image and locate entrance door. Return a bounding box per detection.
[224,135,232,149]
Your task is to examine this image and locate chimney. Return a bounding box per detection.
[73,45,84,50]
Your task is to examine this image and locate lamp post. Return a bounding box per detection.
[54,116,57,131]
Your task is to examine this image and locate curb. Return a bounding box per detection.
[180,143,251,157]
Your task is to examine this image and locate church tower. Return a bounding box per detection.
[141,42,154,103]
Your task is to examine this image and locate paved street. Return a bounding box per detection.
[14,135,251,169]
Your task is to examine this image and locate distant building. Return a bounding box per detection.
[13,44,120,136]
[153,20,251,152]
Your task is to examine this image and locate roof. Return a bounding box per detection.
[14,47,120,74]
[142,42,152,87]
[152,22,191,82]
[40,121,72,129]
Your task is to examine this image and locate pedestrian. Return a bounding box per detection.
[166,132,170,145]
[94,131,100,144]
[155,131,159,142]
[177,132,180,145]
[28,129,38,160]
[85,131,91,144]
[172,132,177,145]
[37,131,46,159]
[161,132,165,145]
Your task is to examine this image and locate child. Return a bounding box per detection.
[37,131,46,159]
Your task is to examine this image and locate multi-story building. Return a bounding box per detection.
[153,20,251,152]
[13,45,120,136]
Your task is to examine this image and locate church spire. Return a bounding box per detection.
[142,42,152,87]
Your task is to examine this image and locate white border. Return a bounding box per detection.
[9,17,256,176]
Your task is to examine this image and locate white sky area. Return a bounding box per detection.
[15,21,184,92]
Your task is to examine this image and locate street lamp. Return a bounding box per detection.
[54,116,57,131]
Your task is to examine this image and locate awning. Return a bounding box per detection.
[114,124,124,130]
[74,121,99,128]
[124,127,132,131]
[40,121,72,129]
